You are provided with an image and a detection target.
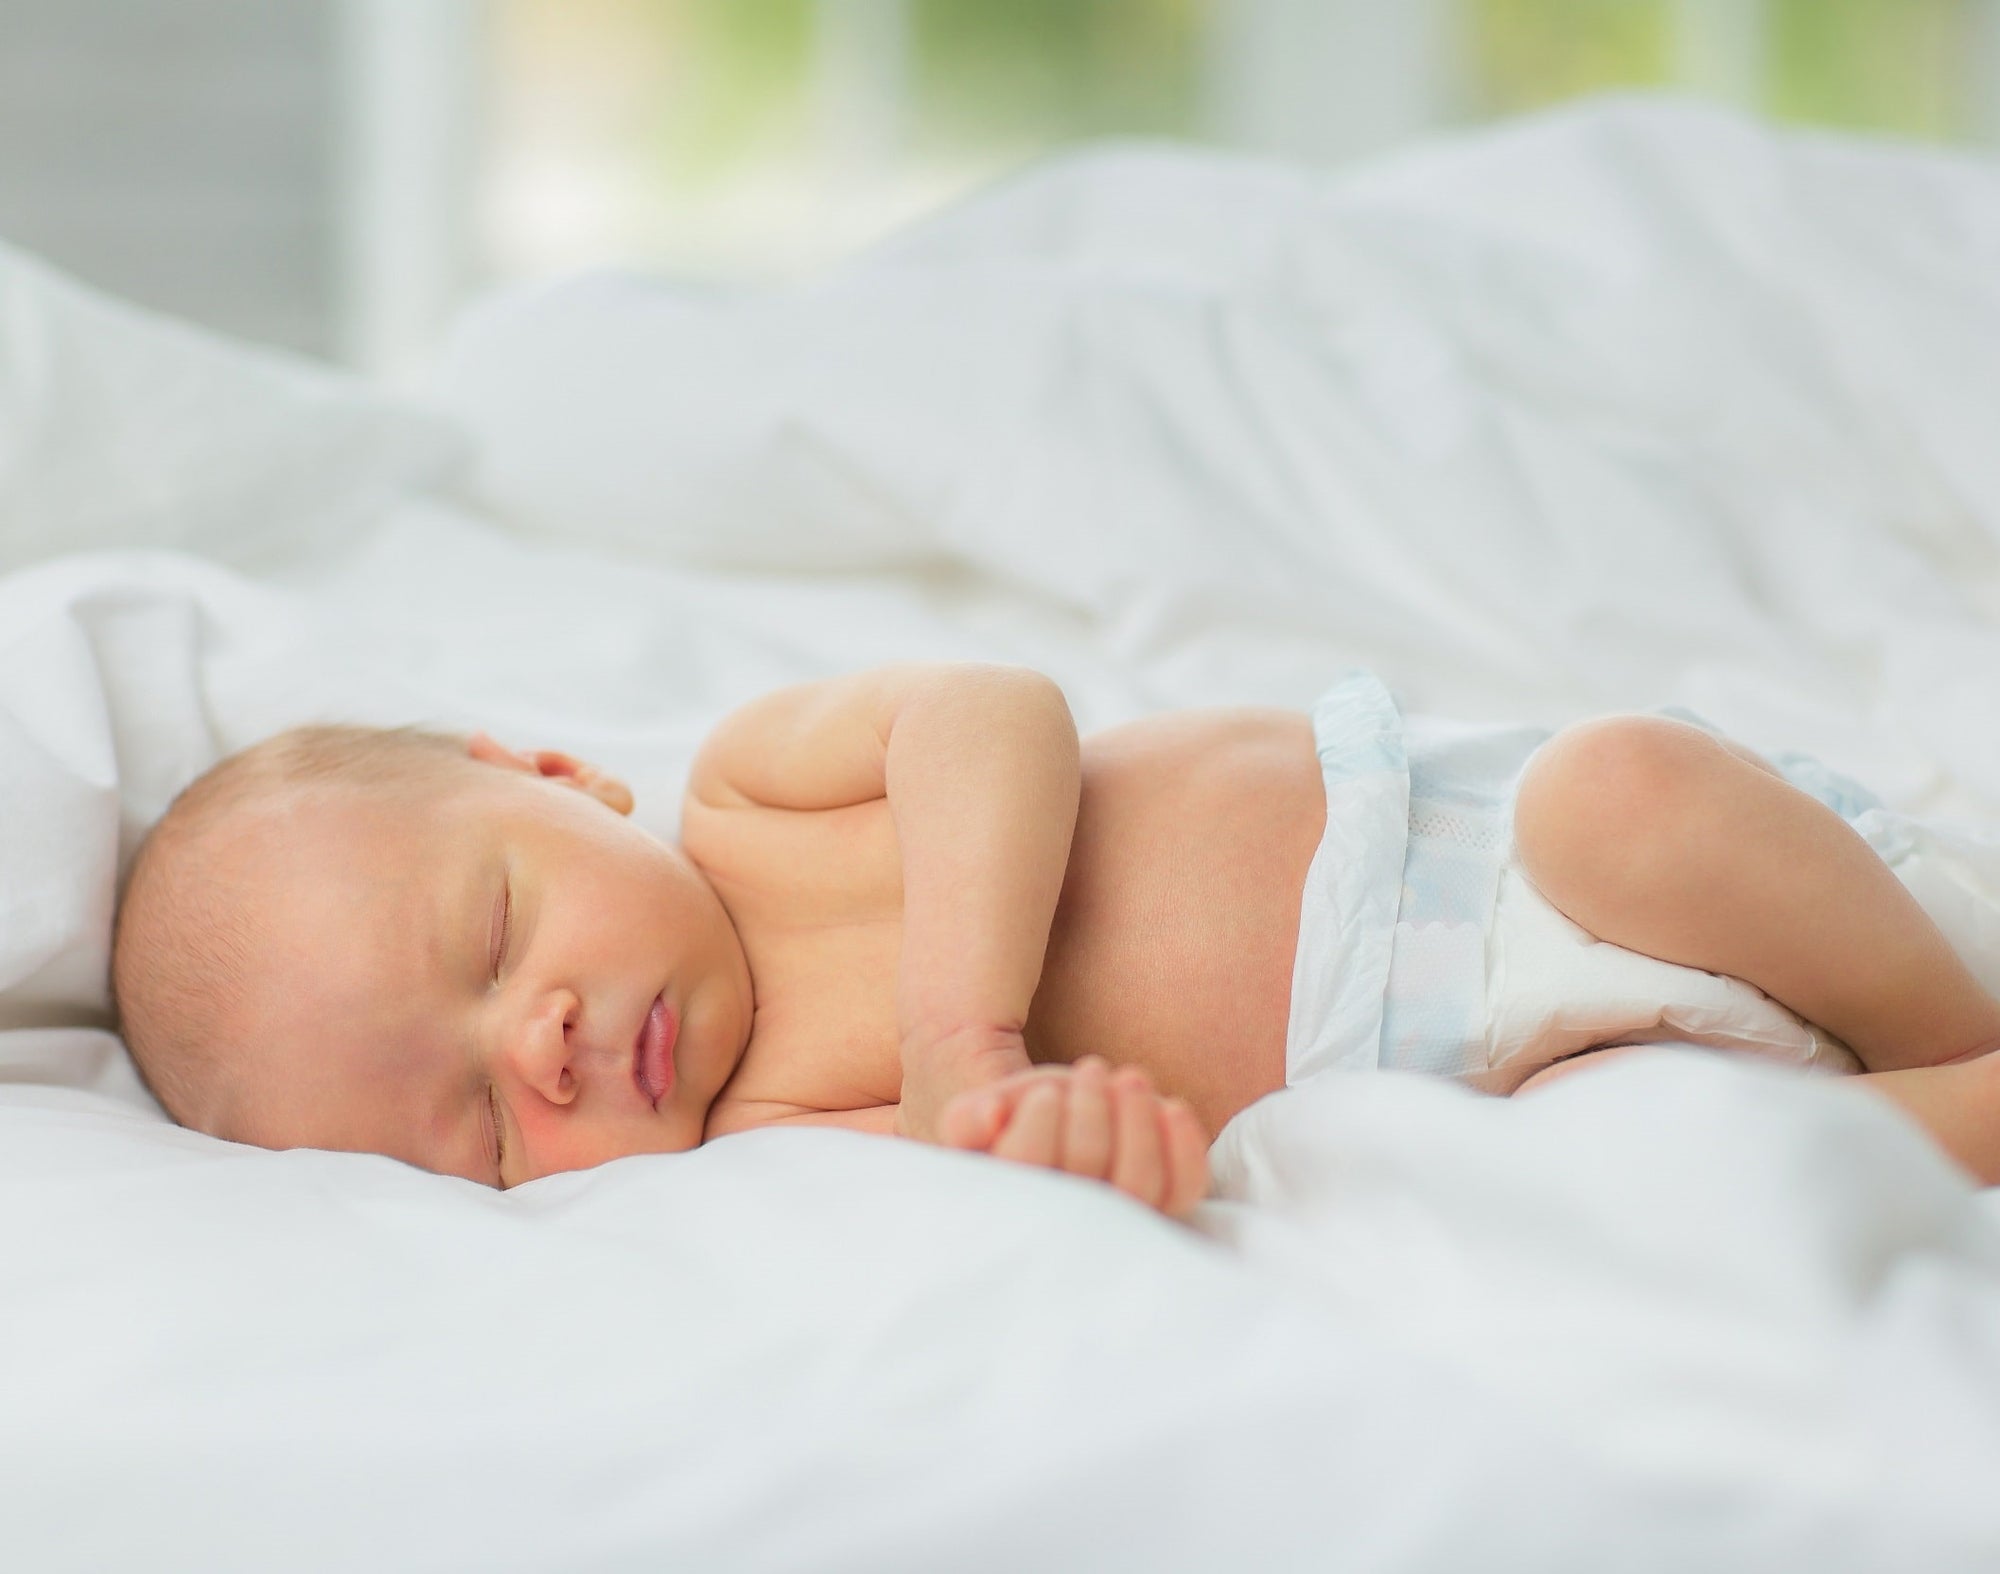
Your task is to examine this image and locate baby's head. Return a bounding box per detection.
[112,725,753,1187]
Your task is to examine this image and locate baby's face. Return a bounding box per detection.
[210,747,753,1187]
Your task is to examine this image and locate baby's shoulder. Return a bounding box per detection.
[680,790,903,918]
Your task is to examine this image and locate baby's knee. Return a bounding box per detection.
[1512,715,1720,899]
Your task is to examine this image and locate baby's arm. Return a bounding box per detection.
[688,661,1079,1121]
[692,664,1211,1217]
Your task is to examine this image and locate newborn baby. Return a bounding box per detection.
[111,663,2000,1216]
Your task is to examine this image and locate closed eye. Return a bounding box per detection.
[487,1083,508,1189]
[490,879,512,983]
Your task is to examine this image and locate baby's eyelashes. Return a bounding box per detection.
[489,881,513,983]
[485,1083,508,1187]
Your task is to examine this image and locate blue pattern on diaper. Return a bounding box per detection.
[1313,672,1406,785]
[1772,753,1884,822]
[1378,719,1551,1077]
[1283,669,1410,1083]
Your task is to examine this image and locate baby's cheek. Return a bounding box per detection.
[516,1107,698,1181]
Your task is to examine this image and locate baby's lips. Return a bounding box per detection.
[633,993,677,1107]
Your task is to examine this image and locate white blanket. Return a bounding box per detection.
[5,96,2000,1571]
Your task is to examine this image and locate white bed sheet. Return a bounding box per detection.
[6,95,2000,1571]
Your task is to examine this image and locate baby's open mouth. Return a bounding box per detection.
[633,994,677,1109]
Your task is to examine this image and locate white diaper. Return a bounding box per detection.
[1285,668,2000,1093]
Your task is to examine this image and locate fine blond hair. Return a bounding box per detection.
[110,724,467,1130]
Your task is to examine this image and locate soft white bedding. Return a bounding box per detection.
[5,96,2000,1571]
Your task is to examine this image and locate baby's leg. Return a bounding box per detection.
[1856,1053,2000,1184]
[1512,716,2000,1074]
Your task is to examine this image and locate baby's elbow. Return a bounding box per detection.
[954,664,1074,735]
[966,662,1066,706]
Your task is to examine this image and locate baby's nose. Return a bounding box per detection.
[510,990,582,1105]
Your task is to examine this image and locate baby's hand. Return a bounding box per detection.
[938,1057,1211,1220]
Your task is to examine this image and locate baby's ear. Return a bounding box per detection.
[467,732,635,816]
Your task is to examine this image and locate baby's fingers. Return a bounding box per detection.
[988,1079,1066,1169]
[1059,1057,1115,1181]
[1107,1068,1167,1210]
[1160,1098,1212,1219]
[938,1086,1007,1151]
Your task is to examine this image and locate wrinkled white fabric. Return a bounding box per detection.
[0,240,462,574]
[433,96,2000,817]
[1204,1051,2000,1573]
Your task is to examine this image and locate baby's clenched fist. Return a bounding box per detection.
[938,1056,1210,1220]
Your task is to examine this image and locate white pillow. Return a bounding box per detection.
[0,239,465,571]
[0,552,307,1046]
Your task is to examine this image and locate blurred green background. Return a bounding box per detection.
[5,0,1981,363]
[485,0,1994,282]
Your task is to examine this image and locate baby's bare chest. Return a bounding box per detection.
[689,708,1325,1132]
[686,798,908,1115]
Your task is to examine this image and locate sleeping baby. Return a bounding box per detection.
[110,663,2000,1217]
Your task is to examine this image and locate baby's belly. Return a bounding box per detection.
[1026,708,1325,1138]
